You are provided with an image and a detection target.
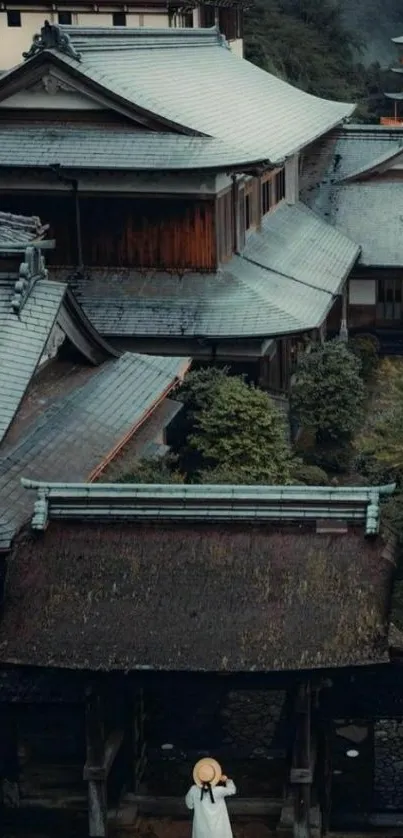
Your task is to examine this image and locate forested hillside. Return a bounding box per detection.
[244,0,403,119]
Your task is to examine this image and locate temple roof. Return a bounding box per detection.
[0,211,49,249]
[0,23,355,169]
[307,126,403,267]
[0,483,395,671]
[0,354,189,551]
[64,202,358,342]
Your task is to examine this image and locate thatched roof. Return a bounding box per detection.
[0,520,392,673]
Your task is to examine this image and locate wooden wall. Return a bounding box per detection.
[2,194,217,271]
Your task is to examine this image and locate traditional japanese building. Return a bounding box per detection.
[0,21,359,390]
[302,124,403,344]
[0,209,189,552]
[0,480,400,836]
[0,0,246,71]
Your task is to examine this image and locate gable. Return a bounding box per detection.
[0,72,103,111]
[0,53,190,133]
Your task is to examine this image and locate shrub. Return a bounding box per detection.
[180,371,294,484]
[291,339,365,444]
[349,334,380,382]
[291,463,330,485]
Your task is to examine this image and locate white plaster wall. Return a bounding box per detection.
[78,12,113,26]
[349,279,376,305]
[142,13,169,26]
[0,11,56,69]
[229,37,243,57]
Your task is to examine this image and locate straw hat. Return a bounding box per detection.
[193,757,222,788]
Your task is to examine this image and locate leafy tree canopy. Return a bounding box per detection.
[291,339,365,442]
[243,0,384,116]
[180,369,294,483]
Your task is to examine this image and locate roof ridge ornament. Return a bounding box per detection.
[23,20,81,62]
[11,245,48,314]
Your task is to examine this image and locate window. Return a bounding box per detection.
[218,7,237,40]
[200,5,216,27]
[112,11,126,25]
[58,11,72,24]
[275,168,285,202]
[261,179,273,215]
[7,10,21,26]
[182,11,193,26]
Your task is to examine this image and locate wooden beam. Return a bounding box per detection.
[84,729,124,781]
[292,682,311,838]
[85,688,107,838]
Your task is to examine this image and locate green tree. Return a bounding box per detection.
[187,373,293,483]
[291,340,365,444]
[244,0,368,106]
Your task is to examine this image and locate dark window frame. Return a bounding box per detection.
[7,10,21,26]
[112,11,127,25]
[58,10,72,24]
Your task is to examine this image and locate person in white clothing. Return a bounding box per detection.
[185,757,236,838]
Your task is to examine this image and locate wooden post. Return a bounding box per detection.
[291,683,311,838]
[85,687,107,838]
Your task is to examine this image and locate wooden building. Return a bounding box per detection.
[0,21,359,390]
[0,0,247,71]
[0,209,189,553]
[303,124,403,346]
[0,481,401,837]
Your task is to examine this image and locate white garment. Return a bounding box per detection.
[185,780,236,838]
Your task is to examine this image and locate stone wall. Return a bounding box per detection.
[220,690,287,752]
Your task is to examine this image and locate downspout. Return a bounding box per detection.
[231,173,238,254]
[49,165,83,273]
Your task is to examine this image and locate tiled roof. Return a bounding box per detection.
[317,182,403,267]
[0,211,49,248]
[243,202,359,295]
[0,124,264,172]
[0,278,66,446]
[22,482,396,534]
[64,26,354,164]
[1,25,355,168]
[0,352,189,550]
[308,127,403,267]
[67,254,336,340]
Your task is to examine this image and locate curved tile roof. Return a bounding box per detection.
[0,24,354,168]
[62,26,354,164]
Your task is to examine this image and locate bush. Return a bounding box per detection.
[291,463,330,485]
[291,339,365,444]
[308,442,354,474]
[349,334,380,382]
[189,374,294,484]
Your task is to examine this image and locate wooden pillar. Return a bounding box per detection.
[291,683,312,838]
[85,687,107,838]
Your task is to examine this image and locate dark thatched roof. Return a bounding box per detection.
[0,521,392,673]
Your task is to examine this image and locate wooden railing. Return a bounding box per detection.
[380,117,403,126]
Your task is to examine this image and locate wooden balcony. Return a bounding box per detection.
[380,117,403,126]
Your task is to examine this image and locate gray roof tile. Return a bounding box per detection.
[0,124,259,172]
[0,211,49,247]
[308,127,403,267]
[66,246,336,340]
[0,352,188,550]
[243,202,359,294]
[0,26,355,168]
[65,26,354,164]
[0,278,66,445]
